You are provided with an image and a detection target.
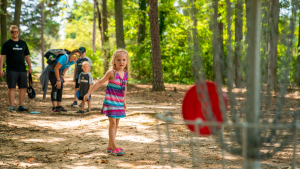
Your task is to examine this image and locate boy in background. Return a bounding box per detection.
[71,47,92,107]
[77,61,94,113]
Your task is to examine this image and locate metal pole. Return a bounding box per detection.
[245,0,262,168]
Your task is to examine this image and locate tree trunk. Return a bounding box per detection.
[137,0,146,44]
[115,0,125,49]
[235,0,243,88]
[1,0,7,45]
[218,11,225,83]
[296,13,300,85]
[92,1,96,54]
[101,0,110,73]
[268,0,279,89]
[149,0,165,91]
[41,0,45,70]
[1,0,7,72]
[159,0,166,40]
[136,0,147,79]
[14,0,22,28]
[94,0,103,44]
[212,0,220,82]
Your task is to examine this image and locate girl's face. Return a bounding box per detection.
[114,54,127,70]
[81,64,90,73]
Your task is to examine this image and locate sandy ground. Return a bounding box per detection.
[0,76,299,169]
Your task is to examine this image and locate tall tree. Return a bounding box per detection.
[159,0,166,40]
[212,0,220,82]
[92,1,96,53]
[14,0,22,28]
[295,3,300,85]
[137,0,146,45]
[149,0,165,91]
[235,0,243,88]
[94,0,103,43]
[136,0,147,79]
[1,0,7,46]
[101,0,110,73]
[218,7,225,83]
[41,0,45,70]
[115,0,125,49]
[268,0,279,89]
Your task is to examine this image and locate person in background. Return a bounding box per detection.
[49,49,81,113]
[0,25,32,112]
[71,47,92,107]
[77,61,94,113]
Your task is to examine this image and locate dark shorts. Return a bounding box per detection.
[79,95,91,101]
[75,78,80,88]
[6,70,28,88]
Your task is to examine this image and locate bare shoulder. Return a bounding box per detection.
[106,69,115,80]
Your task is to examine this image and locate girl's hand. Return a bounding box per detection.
[124,102,127,109]
[84,94,89,102]
[55,81,61,89]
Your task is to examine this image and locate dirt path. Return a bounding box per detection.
[0,76,299,169]
[0,76,190,169]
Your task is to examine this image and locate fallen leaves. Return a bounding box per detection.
[29,158,34,163]
[94,159,110,164]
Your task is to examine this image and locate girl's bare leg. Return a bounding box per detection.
[108,117,117,150]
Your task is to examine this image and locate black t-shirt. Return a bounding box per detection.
[1,39,30,72]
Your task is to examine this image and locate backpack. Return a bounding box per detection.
[44,49,69,65]
[27,74,36,99]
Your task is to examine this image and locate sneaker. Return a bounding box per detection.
[111,148,124,156]
[71,101,78,107]
[18,106,28,111]
[76,110,85,114]
[52,107,59,113]
[86,110,91,113]
[9,106,15,112]
[58,106,67,112]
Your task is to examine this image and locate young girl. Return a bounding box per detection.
[84,49,128,156]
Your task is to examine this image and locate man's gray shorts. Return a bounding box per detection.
[6,70,28,89]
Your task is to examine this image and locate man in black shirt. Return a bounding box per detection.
[0,25,32,112]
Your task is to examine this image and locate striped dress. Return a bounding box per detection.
[101,71,128,118]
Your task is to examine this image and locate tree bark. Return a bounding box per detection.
[41,0,45,70]
[92,1,96,54]
[1,0,7,46]
[101,0,110,73]
[1,0,7,72]
[137,0,146,44]
[212,0,220,82]
[115,0,125,49]
[268,0,279,89]
[149,0,165,91]
[14,0,22,28]
[218,11,225,83]
[94,0,103,44]
[296,13,300,85]
[235,0,243,88]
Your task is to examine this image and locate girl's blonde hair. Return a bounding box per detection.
[110,49,130,73]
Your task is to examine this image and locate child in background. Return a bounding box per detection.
[77,61,94,113]
[84,49,129,156]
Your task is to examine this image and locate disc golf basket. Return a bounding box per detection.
[155,0,300,168]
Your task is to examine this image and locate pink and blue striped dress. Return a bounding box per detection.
[101,71,128,118]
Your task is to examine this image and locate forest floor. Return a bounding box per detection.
[0,75,299,169]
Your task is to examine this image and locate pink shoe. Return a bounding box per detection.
[107,147,124,153]
[111,148,125,156]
